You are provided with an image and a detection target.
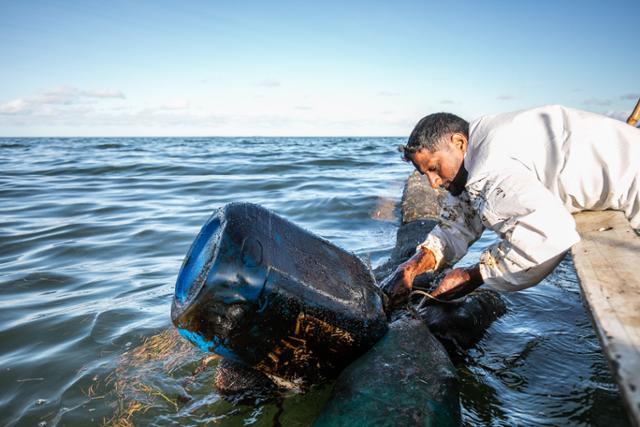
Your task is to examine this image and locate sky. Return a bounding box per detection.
[0,0,638,136]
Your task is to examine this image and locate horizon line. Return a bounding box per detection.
[0,135,409,139]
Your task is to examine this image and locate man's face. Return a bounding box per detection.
[408,133,467,195]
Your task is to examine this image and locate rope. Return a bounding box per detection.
[411,289,466,310]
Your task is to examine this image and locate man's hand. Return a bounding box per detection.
[431,264,483,301]
[379,248,436,309]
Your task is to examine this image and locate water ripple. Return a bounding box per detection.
[0,137,628,426]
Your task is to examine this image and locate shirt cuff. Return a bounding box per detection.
[418,233,446,271]
[478,250,506,291]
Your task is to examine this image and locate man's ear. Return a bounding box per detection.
[450,133,468,153]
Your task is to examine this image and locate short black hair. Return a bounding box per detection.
[400,113,469,161]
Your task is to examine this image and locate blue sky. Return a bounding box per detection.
[0,0,638,136]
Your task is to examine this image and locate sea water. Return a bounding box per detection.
[0,137,629,426]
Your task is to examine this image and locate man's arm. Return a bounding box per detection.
[381,191,484,307]
[467,170,580,291]
[430,264,483,300]
[431,168,582,299]
[379,247,436,306]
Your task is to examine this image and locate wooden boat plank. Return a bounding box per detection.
[571,210,640,427]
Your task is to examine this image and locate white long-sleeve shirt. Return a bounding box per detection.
[420,105,640,291]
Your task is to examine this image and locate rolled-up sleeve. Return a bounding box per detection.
[472,171,580,291]
[418,191,484,270]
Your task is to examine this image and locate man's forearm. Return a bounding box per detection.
[401,247,437,280]
[431,264,483,300]
[380,247,437,308]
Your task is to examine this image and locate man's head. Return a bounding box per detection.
[401,113,469,196]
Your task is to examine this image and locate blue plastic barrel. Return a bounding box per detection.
[171,202,388,384]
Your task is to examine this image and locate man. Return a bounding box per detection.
[383,105,640,306]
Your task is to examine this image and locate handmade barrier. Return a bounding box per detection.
[167,169,509,427]
[214,358,280,403]
[171,202,389,386]
[313,318,460,427]
[416,289,507,350]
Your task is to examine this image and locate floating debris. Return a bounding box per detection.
[171,203,388,386]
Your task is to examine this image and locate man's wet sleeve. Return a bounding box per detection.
[418,191,484,270]
[474,171,580,291]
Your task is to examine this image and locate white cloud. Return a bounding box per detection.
[158,99,190,110]
[582,98,611,106]
[0,84,418,135]
[621,93,639,101]
[603,110,631,122]
[35,86,125,104]
[0,99,31,114]
[257,79,281,88]
[0,86,126,116]
[82,88,126,99]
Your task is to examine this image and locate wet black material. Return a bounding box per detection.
[416,289,508,351]
[374,219,439,281]
[171,202,389,385]
[214,358,280,404]
[373,189,507,355]
[312,179,506,426]
[172,197,507,420]
[314,318,460,427]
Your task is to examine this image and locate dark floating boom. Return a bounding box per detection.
[171,182,506,424]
